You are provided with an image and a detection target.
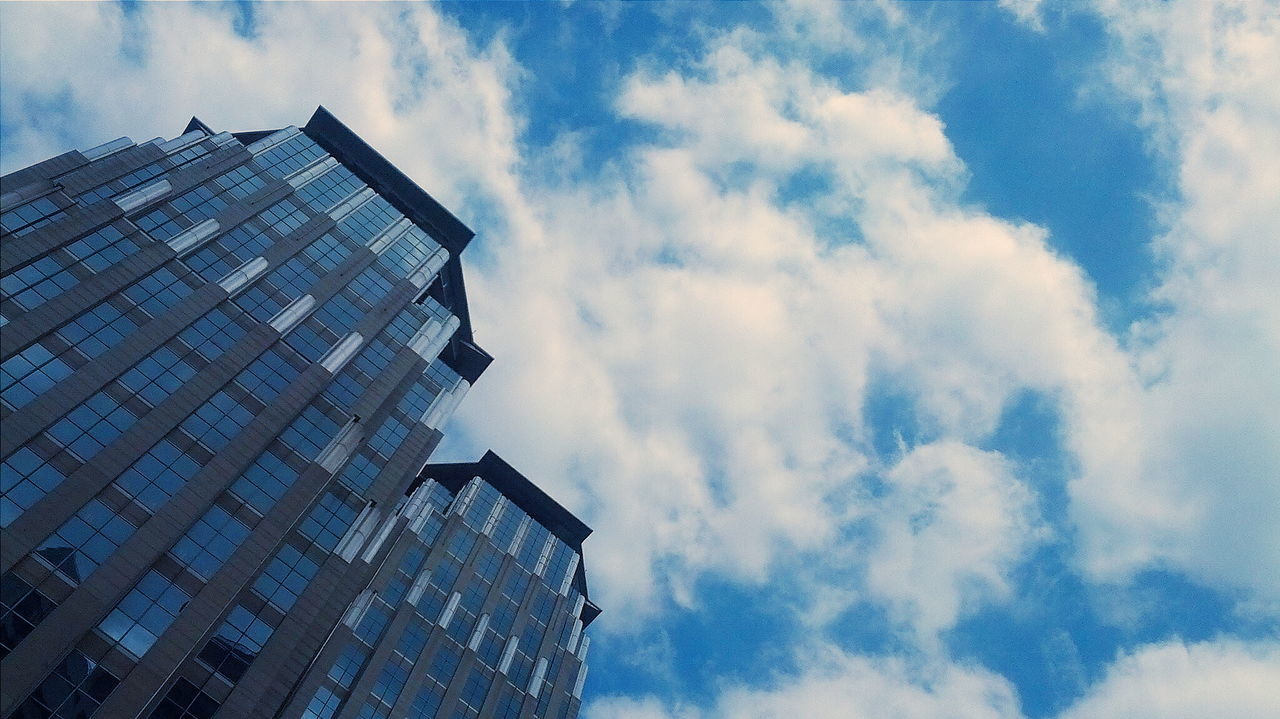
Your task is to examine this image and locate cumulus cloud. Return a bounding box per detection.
[586,645,1022,719]
[865,442,1042,638]
[0,1,522,225]
[587,638,1280,719]
[1063,0,1280,599]
[1058,639,1280,719]
[450,19,1113,626]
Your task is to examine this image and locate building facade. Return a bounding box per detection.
[0,109,595,718]
[279,452,598,719]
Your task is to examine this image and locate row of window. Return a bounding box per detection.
[292,469,590,719]
[75,138,215,206]
[0,223,137,313]
[134,165,269,241]
[1,195,65,237]
[254,133,327,179]
[296,163,365,213]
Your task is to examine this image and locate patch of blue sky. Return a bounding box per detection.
[435,2,770,183]
[946,544,1122,718]
[587,575,800,705]
[984,390,1072,525]
[823,597,914,659]
[910,4,1168,332]
[861,375,930,463]
[947,545,1273,718]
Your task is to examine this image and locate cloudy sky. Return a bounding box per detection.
[3,1,1278,716]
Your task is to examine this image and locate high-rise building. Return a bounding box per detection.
[0,108,596,719]
[280,452,598,719]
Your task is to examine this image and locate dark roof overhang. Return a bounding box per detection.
[417,450,600,625]
[185,108,493,384]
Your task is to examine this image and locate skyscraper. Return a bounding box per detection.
[0,108,596,718]
[280,452,598,719]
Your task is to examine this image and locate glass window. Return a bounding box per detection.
[425,641,461,685]
[279,405,342,461]
[399,545,427,577]
[258,198,310,236]
[491,684,524,719]
[353,601,390,645]
[337,195,398,243]
[515,522,551,571]
[0,340,74,409]
[459,666,492,711]
[296,164,364,212]
[0,571,56,659]
[10,648,119,718]
[184,221,274,281]
[302,231,357,271]
[197,603,275,682]
[407,683,445,719]
[35,498,138,584]
[148,678,221,719]
[113,438,202,512]
[237,348,302,405]
[0,446,70,527]
[179,390,254,452]
[461,482,501,531]
[211,163,267,200]
[252,542,319,611]
[229,449,299,515]
[327,642,369,688]
[379,225,442,277]
[253,134,327,179]
[169,505,250,580]
[298,491,360,551]
[121,263,198,317]
[1,195,65,236]
[354,703,388,719]
[309,292,364,338]
[369,656,411,707]
[118,345,199,407]
[1,299,139,408]
[77,141,213,207]
[98,569,191,658]
[301,687,342,719]
[346,266,394,309]
[235,255,320,322]
[396,620,429,661]
[336,452,382,494]
[490,503,523,551]
[367,417,410,460]
[46,389,139,462]
[1,225,135,311]
[177,304,246,359]
[545,540,577,590]
[56,298,139,357]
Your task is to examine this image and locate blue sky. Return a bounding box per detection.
[3,2,1278,717]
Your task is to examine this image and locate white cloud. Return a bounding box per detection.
[865,442,1042,638]
[997,0,1046,32]
[588,638,1280,719]
[1062,0,1280,598]
[1058,639,1280,719]
[586,645,1022,719]
[450,22,1110,627]
[0,2,523,226]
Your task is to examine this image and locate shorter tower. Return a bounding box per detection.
[278,451,598,719]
